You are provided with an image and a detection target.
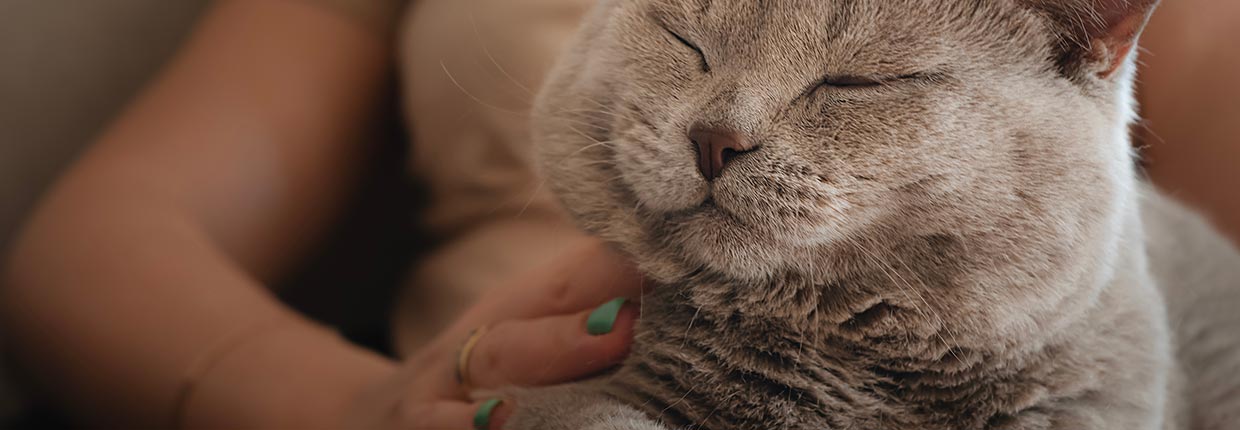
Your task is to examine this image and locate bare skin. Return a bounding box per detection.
[0,0,1235,429]
[0,0,637,429]
[347,241,644,429]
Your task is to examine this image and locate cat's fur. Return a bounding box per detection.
[500,0,1240,428]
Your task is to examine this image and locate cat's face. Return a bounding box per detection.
[535,0,1140,302]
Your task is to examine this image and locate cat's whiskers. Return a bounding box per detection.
[467,120,613,220]
[515,178,547,218]
[440,61,531,117]
[811,193,951,356]
[561,122,613,145]
[808,152,964,359]
[478,178,544,219]
[476,121,608,219]
[536,135,619,212]
[571,92,618,115]
[875,236,968,362]
[552,108,623,124]
[467,0,631,125]
[577,159,620,169]
[543,108,624,136]
[601,174,631,185]
[563,140,616,161]
[697,390,742,429]
[556,105,621,115]
[548,115,611,134]
[798,257,821,404]
[659,387,696,422]
[631,197,646,214]
[465,7,536,100]
[853,232,964,363]
[680,305,703,350]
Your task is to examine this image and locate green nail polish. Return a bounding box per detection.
[473,398,503,430]
[587,298,627,336]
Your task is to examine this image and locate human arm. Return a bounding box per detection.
[2,0,396,426]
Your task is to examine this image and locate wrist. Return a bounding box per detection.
[181,316,397,429]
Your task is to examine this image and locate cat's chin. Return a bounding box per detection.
[663,195,747,231]
[643,198,798,281]
[628,189,874,282]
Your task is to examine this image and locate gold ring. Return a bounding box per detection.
[455,325,490,392]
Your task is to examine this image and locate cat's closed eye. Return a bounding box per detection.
[662,26,710,72]
[821,75,884,88]
[803,73,933,99]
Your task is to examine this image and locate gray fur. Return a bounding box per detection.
[503,0,1240,428]
[1143,190,1240,429]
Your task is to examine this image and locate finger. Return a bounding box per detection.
[501,240,648,319]
[398,400,474,430]
[399,398,514,430]
[560,243,648,309]
[466,299,638,390]
[445,240,645,344]
[477,398,514,430]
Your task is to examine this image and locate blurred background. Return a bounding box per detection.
[1,1,424,426]
[0,0,1236,427]
[2,1,211,421]
[2,1,209,252]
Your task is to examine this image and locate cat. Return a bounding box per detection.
[494,0,1240,428]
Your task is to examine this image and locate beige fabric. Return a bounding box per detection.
[393,0,594,355]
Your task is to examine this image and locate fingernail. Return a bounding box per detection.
[587,298,627,336]
[473,398,503,430]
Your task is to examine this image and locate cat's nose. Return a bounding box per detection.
[690,126,756,181]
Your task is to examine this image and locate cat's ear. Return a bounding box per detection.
[1031,0,1161,79]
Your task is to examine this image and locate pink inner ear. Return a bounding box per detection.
[1092,0,1159,31]
[1090,0,1160,78]
[1022,0,1159,78]
[1096,11,1147,78]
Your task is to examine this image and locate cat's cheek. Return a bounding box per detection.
[629,181,707,213]
[613,148,707,213]
[795,202,885,247]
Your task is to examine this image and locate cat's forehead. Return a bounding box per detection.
[647,0,1033,47]
[654,0,1017,24]
[641,0,1040,74]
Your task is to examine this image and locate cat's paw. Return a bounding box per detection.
[495,385,669,430]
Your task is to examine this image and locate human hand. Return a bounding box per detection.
[344,240,645,429]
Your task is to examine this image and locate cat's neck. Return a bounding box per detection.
[615,217,1162,428]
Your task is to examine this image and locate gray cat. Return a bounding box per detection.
[500,0,1240,428]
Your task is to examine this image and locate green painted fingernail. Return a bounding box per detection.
[473,398,503,430]
[587,298,627,336]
